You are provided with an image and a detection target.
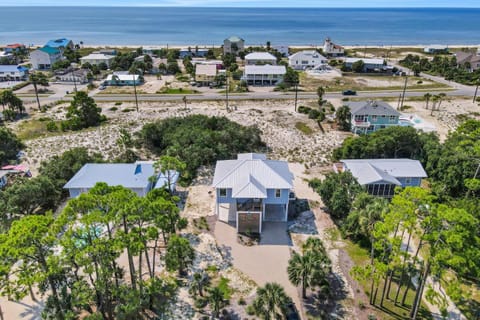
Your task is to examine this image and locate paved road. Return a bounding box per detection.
[18,87,475,104]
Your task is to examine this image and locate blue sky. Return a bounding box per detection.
[1,0,480,6]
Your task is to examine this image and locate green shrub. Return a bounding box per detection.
[298,106,311,114]
[46,121,58,132]
[246,305,255,315]
[114,102,122,106]
[308,109,321,119]
[238,297,246,305]
[109,107,118,111]
[194,297,207,309]
[122,108,134,113]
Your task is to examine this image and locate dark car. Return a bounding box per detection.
[286,303,300,320]
[342,89,357,96]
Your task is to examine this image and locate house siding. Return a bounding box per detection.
[264,188,290,204]
[351,114,400,134]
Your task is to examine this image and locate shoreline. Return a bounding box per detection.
[7,44,478,50]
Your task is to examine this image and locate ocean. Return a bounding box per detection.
[1,7,479,46]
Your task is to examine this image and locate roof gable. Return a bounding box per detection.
[212,154,293,197]
[347,100,400,116]
[64,162,154,189]
[341,159,427,185]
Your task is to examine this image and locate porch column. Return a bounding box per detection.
[285,201,289,221]
[262,202,266,221]
[259,210,262,233]
[236,211,239,233]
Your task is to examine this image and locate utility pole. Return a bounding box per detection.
[71,69,77,92]
[294,81,298,112]
[133,73,139,112]
[400,73,408,110]
[474,82,479,103]
[225,74,229,111]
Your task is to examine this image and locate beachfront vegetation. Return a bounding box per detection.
[0,89,25,121]
[0,127,24,165]
[335,105,351,131]
[62,91,106,131]
[0,184,188,319]
[29,72,49,111]
[251,282,292,319]
[400,54,480,85]
[311,121,480,318]
[288,237,331,299]
[136,114,266,183]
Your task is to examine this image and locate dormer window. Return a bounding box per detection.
[275,189,281,198]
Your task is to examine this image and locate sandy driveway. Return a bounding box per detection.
[214,221,302,314]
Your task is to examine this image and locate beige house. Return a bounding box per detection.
[195,64,217,85]
[80,53,115,68]
[456,49,480,72]
[223,36,245,56]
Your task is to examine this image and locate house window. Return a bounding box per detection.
[389,115,397,122]
[275,189,281,198]
[219,188,227,197]
[405,178,412,184]
[371,115,377,122]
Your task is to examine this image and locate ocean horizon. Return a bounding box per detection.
[1,7,480,47]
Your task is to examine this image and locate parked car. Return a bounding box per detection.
[99,85,106,90]
[342,89,357,96]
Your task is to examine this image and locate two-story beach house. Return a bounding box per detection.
[243,65,286,86]
[0,65,29,82]
[323,38,344,57]
[3,43,26,54]
[212,153,294,234]
[224,36,245,56]
[80,53,115,68]
[30,46,63,70]
[288,50,328,70]
[345,100,401,134]
[64,161,180,198]
[245,52,277,65]
[195,64,217,86]
[45,38,74,52]
[334,159,427,198]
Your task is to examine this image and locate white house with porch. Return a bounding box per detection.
[212,153,294,234]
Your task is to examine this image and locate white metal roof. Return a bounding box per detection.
[244,65,286,75]
[64,162,154,189]
[245,52,277,61]
[80,53,115,60]
[346,100,400,116]
[212,153,293,198]
[288,50,326,61]
[345,58,385,65]
[195,64,217,76]
[341,159,427,185]
[106,74,140,81]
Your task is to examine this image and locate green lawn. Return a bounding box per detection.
[295,122,314,135]
[156,88,199,94]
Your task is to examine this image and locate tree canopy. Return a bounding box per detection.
[64,91,106,130]
[0,126,24,165]
[137,115,265,182]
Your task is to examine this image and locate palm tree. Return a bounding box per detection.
[208,286,225,318]
[252,282,291,320]
[423,93,432,110]
[189,271,209,297]
[29,72,49,111]
[317,86,325,106]
[288,237,331,299]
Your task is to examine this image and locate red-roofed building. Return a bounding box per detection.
[4,43,26,53]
